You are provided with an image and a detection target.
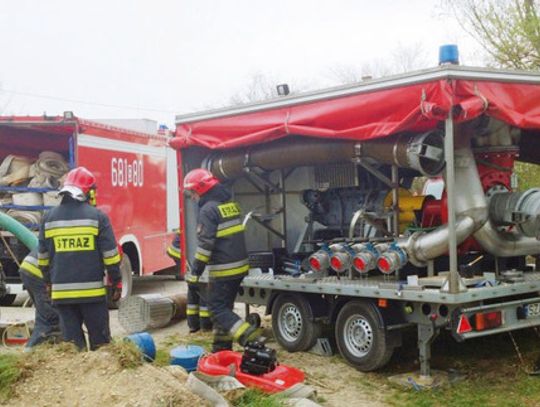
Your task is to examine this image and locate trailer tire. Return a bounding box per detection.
[0,294,16,306]
[335,300,395,372]
[272,294,321,352]
[108,255,133,309]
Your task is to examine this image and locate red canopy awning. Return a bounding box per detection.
[171,68,540,151]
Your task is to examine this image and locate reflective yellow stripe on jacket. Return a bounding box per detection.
[102,248,121,266]
[44,226,99,238]
[216,218,244,238]
[207,259,249,279]
[51,281,106,300]
[167,246,181,259]
[195,247,211,263]
[51,288,107,300]
[38,252,50,267]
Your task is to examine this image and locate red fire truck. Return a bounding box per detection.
[0,113,179,305]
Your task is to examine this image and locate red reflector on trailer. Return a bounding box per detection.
[457,314,473,334]
[475,311,502,331]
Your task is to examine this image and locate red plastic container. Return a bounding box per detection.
[197,351,305,394]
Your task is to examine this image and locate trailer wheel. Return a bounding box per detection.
[335,300,395,372]
[0,294,16,306]
[271,294,321,352]
[108,255,134,309]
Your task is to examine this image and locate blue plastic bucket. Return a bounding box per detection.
[125,332,156,361]
[170,345,204,372]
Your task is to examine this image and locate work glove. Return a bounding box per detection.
[45,283,52,299]
[111,281,122,302]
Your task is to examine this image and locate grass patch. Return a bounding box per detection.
[389,372,540,407]
[231,389,285,407]
[154,348,171,367]
[385,330,540,407]
[0,353,23,402]
[106,341,144,369]
[152,332,215,367]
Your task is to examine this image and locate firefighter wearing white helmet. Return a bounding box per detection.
[38,167,122,350]
[184,168,262,352]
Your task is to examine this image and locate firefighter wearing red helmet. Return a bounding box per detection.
[38,166,122,350]
[184,168,262,352]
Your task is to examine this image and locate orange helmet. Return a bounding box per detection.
[183,168,219,196]
[59,167,96,201]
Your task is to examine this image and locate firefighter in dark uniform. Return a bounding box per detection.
[167,232,212,332]
[38,167,122,350]
[183,168,262,352]
[18,247,61,349]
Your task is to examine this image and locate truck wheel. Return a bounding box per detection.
[271,294,321,352]
[108,255,134,309]
[0,294,16,306]
[335,300,395,372]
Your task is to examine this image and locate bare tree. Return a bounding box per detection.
[227,72,315,106]
[442,0,540,69]
[327,43,430,85]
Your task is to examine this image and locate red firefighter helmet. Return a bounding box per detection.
[59,167,96,201]
[183,168,219,196]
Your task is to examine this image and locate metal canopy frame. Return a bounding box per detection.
[176,65,540,125]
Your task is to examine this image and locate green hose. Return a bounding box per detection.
[0,212,38,250]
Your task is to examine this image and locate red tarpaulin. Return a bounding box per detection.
[171,76,540,151]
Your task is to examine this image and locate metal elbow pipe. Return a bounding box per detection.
[401,216,476,266]
[398,147,488,265]
[474,222,540,257]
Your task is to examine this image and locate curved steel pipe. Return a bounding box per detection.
[397,147,488,265]
[401,216,476,266]
[474,221,540,257]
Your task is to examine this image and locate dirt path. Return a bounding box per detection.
[2,281,392,407]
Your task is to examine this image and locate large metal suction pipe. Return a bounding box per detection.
[489,189,540,238]
[203,131,445,179]
[397,147,488,266]
[473,222,540,257]
[474,189,540,256]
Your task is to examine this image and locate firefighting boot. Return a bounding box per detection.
[212,327,233,353]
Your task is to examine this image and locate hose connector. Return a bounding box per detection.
[377,243,407,274]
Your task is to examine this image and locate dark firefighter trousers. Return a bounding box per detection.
[207,276,244,352]
[187,282,212,332]
[20,273,60,348]
[56,298,110,350]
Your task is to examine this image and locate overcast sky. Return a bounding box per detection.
[0,0,482,128]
